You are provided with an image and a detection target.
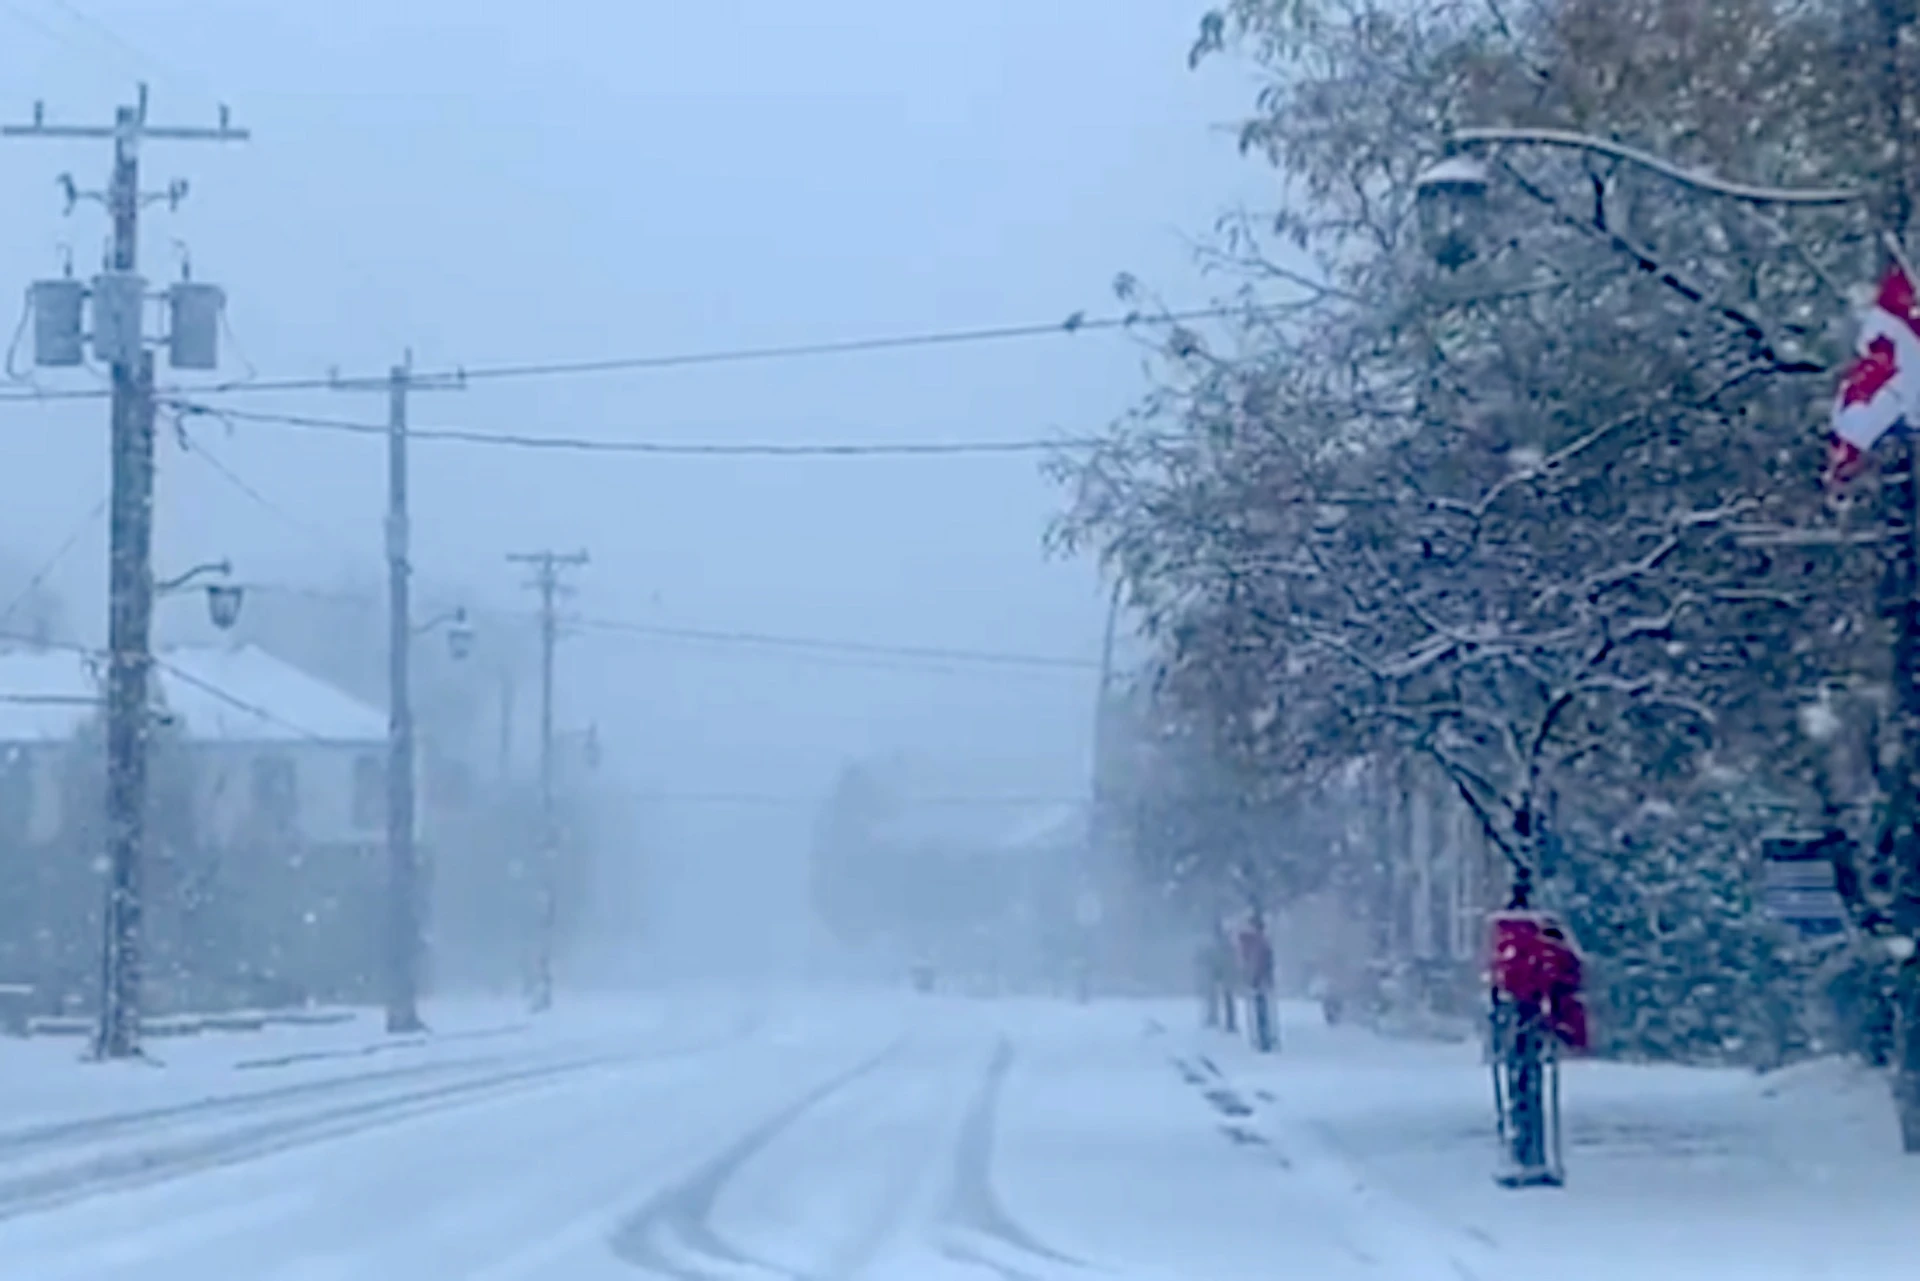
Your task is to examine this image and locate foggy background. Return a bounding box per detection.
[0,1,1262,983]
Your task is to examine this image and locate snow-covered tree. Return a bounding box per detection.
[1053,0,1917,1084]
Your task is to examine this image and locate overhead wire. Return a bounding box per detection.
[149,654,327,742]
[0,2,64,46]
[167,413,484,623]
[0,301,1248,405]
[170,411,373,560]
[281,303,1240,391]
[163,401,1109,456]
[225,583,1101,676]
[0,493,106,627]
[152,417,1105,674]
[30,0,224,115]
[43,0,171,75]
[566,615,1100,671]
[616,790,1089,808]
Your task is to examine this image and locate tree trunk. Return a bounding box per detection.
[1895,959,1920,1152]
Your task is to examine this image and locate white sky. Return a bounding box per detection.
[0,0,1265,957]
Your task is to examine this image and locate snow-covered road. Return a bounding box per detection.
[0,991,1907,1279]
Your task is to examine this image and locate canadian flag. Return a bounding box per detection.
[1831,264,1920,484]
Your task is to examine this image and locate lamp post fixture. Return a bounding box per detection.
[1420,127,1863,207]
[155,559,243,630]
[415,606,474,662]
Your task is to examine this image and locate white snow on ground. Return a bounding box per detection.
[1173,999,1920,1281]
[0,994,668,1130]
[0,988,1909,1278]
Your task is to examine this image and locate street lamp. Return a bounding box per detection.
[415,606,474,661]
[156,559,243,631]
[205,584,243,630]
[1415,127,1868,273]
[1410,125,1878,1186]
[1413,153,1490,269]
[1418,128,1862,208]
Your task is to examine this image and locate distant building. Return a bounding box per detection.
[0,642,395,1011]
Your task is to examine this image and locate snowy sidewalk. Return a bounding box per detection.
[1179,1000,1920,1281]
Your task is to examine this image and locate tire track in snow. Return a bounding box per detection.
[0,1019,760,1224]
[938,1038,1089,1280]
[607,1039,906,1279]
[0,1008,761,1165]
[0,1054,509,1159]
[0,1056,613,1222]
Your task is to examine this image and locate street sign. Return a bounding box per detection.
[1763,835,1849,936]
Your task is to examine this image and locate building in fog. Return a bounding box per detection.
[0,642,394,1011]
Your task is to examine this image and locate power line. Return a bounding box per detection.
[303,303,1238,389]
[1,2,64,46]
[164,417,480,613]
[0,301,1245,405]
[222,581,1099,675]
[173,417,369,559]
[19,2,222,115]
[569,615,1100,671]
[149,654,326,742]
[623,791,1087,808]
[164,401,1106,456]
[0,493,106,627]
[44,0,167,70]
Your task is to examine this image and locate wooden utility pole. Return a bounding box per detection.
[4,86,246,1059]
[509,549,588,1012]
[384,360,423,1034]
[327,356,461,1035]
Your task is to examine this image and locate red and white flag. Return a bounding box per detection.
[1831,264,1920,484]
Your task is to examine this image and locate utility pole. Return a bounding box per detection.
[4,86,246,1060]
[384,360,422,1034]
[331,355,461,1035]
[509,549,588,1013]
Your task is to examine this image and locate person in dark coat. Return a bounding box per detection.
[1237,913,1276,1052]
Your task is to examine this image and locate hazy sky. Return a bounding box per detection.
[0,1,1264,960]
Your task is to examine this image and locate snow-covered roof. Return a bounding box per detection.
[0,649,103,743]
[156,645,386,744]
[0,644,386,746]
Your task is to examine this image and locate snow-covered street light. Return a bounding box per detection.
[205,583,243,630]
[1413,153,1490,270]
[414,606,474,661]
[446,609,475,661]
[156,559,243,631]
[1415,126,1865,271]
